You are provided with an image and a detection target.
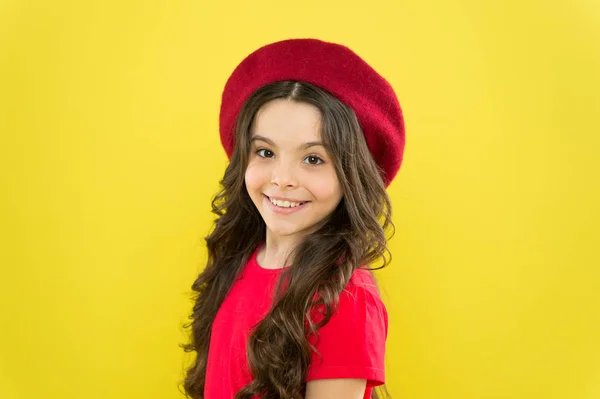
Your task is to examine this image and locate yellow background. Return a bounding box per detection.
[1,1,599,398]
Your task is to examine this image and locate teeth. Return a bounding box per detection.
[270,198,303,208]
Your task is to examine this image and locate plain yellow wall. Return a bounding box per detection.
[1,1,599,398]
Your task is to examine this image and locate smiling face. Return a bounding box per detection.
[244,99,343,241]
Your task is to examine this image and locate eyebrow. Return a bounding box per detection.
[251,135,325,150]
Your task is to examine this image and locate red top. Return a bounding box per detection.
[204,245,388,398]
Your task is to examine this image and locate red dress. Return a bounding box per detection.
[204,245,388,398]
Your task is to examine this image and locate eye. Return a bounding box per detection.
[256,148,275,158]
[303,155,324,165]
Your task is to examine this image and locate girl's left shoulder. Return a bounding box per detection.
[335,267,387,322]
[346,267,382,297]
[307,269,388,385]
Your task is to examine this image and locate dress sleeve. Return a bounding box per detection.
[305,274,388,386]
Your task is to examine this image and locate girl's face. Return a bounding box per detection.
[245,99,343,241]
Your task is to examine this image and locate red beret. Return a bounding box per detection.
[219,38,405,186]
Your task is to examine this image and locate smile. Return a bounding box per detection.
[263,195,310,214]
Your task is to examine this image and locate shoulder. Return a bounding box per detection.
[309,267,388,338]
[347,267,381,295]
[306,267,388,385]
[335,268,388,331]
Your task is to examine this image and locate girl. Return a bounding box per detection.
[182,38,405,399]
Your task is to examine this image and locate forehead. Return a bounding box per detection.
[252,99,322,142]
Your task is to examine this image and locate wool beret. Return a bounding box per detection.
[219,38,405,186]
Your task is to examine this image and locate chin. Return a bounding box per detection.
[267,226,302,238]
[265,221,308,238]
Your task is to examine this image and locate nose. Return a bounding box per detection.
[270,159,297,188]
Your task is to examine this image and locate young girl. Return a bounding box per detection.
[182,38,405,399]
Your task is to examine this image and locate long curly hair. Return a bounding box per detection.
[181,81,394,399]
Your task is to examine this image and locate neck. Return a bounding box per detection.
[257,232,303,269]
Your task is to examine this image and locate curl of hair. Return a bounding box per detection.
[181,81,394,399]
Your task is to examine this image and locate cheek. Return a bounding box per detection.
[244,162,267,193]
[310,170,343,203]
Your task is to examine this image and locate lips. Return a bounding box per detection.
[266,194,308,203]
[263,195,310,214]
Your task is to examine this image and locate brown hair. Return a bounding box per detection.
[181,81,394,398]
